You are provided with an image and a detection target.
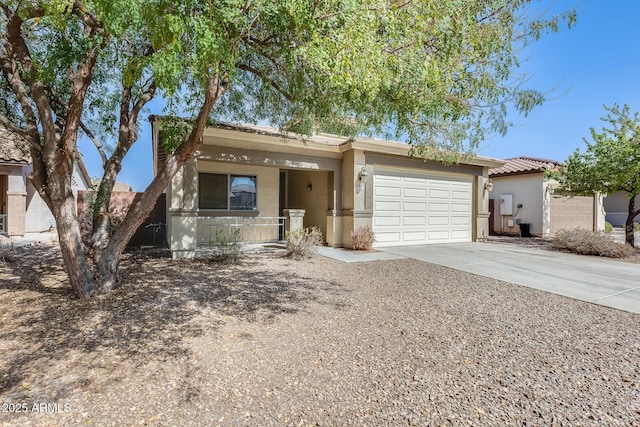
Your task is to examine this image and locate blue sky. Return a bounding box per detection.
[79,0,640,192]
[478,0,640,160]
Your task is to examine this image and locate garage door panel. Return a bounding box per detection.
[429,189,450,199]
[373,169,472,246]
[451,202,471,213]
[427,230,450,241]
[403,176,427,184]
[375,231,402,243]
[373,216,401,227]
[450,215,470,225]
[403,187,427,198]
[404,201,427,211]
[428,203,450,212]
[375,185,402,197]
[452,190,471,199]
[403,231,427,241]
[403,215,427,226]
[428,215,450,226]
[374,200,401,212]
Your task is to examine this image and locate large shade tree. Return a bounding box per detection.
[0,0,575,297]
[552,104,640,246]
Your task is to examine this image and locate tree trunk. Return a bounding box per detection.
[96,247,119,293]
[53,194,97,297]
[92,76,225,293]
[626,196,635,246]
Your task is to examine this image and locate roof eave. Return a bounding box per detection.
[347,140,504,168]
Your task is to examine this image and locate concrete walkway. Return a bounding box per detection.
[0,231,58,248]
[378,243,640,315]
[317,243,640,314]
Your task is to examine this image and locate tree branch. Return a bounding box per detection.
[236,63,293,101]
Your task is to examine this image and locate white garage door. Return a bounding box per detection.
[373,168,473,246]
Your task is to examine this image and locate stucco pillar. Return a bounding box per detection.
[284,209,305,234]
[168,158,198,258]
[326,209,344,247]
[594,192,606,232]
[341,149,373,248]
[476,170,491,241]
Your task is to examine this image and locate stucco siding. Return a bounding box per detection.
[287,170,329,237]
[490,174,544,236]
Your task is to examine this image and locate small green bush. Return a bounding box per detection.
[286,226,322,258]
[350,225,375,250]
[551,228,632,258]
[209,228,243,263]
[604,221,613,233]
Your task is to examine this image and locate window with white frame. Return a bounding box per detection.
[199,173,257,211]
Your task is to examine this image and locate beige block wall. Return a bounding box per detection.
[549,195,594,235]
[490,174,544,236]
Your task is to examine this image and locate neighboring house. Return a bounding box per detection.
[91,179,133,192]
[603,192,640,227]
[151,117,503,258]
[0,126,91,235]
[488,157,605,237]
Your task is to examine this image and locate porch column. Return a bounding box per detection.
[168,158,198,258]
[476,170,492,241]
[284,209,305,234]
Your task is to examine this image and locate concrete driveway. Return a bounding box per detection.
[379,243,640,315]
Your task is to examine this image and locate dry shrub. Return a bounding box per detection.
[209,228,243,263]
[350,225,375,250]
[551,228,633,258]
[286,227,322,258]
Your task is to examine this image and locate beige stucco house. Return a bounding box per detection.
[151,118,504,258]
[0,126,91,236]
[488,157,605,237]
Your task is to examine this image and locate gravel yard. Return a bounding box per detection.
[1,244,639,426]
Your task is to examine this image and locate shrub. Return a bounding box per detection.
[286,226,322,258]
[350,225,375,250]
[209,228,243,263]
[604,221,613,233]
[551,228,633,258]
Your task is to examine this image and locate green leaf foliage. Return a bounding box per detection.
[551,104,640,197]
[1,0,575,156]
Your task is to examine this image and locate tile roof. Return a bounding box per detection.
[489,156,560,176]
[0,125,31,164]
[0,124,92,187]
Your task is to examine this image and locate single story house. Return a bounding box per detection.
[0,125,91,235]
[488,156,605,237]
[151,118,504,258]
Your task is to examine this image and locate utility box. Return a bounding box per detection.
[499,194,513,215]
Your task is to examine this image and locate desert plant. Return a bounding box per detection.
[551,228,633,258]
[286,227,322,259]
[209,228,243,263]
[351,226,376,250]
[604,221,613,233]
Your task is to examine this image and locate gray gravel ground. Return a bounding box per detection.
[1,247,639,426]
